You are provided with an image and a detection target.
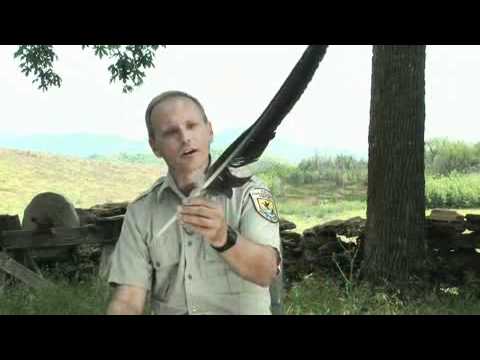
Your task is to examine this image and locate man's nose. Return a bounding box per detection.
[179,128,191,144]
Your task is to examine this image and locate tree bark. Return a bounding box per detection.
[363,45,427,283]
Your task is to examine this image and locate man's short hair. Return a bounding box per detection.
[145,90,209,139]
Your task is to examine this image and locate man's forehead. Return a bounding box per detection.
[151,96,202,119]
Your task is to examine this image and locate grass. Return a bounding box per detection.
[285,274,480,315]
[273,181,367,233]
[0,277,112,315]
[278,201,366,234]
[2,271,480,315]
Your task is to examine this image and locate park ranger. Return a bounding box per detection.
[107,91,282,315]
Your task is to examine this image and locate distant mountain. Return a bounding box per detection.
[212,129,367,163]
[0,131,367,163]
[0,133,150,158]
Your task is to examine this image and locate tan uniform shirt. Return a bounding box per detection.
[108,172,281,315]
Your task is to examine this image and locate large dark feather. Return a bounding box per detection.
[154,45,329,239]
[206,45,329,197]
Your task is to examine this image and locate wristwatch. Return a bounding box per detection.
[211,225,238,253]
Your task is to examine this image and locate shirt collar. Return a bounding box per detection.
[156,154,213,202]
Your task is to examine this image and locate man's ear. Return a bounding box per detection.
[149,137,162,158]
[207,121,214,144]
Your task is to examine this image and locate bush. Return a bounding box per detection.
[290,154,368,186]
[426,172,480,208]
[287,171,304,186]
[426,138,480,176]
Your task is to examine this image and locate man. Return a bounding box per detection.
[107,91,282,315]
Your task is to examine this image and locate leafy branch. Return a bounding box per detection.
[14,45,164,93]
[14,45,62,92]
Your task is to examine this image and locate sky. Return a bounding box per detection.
[0,45,479,156]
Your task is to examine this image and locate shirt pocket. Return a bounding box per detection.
[203,243,244,295]
[150,233,180,301]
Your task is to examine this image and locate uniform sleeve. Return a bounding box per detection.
[108,203,153,291]
[238,183,282,258]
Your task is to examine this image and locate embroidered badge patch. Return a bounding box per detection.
[249,188,279,223]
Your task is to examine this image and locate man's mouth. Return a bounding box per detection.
[182,148,198,157]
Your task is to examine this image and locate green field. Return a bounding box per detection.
[274,182,366,233]
[2,148,480,315]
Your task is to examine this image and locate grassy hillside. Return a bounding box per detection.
[0,148,166,220]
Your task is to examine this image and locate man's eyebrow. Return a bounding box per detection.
[161,124,179,133]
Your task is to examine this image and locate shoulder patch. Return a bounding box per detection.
[249,188,279,223]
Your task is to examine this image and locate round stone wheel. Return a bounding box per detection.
[22,192,80,262]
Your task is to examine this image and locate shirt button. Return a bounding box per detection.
[188,274,192,280]
[155,261,160,267]
[188,241,192,247]
[183,225,194,235]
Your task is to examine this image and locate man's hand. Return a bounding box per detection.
[179,197,227,247]
[179,197,279,288]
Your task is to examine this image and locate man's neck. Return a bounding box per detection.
[171,158,210,197]
[174,173,199,196]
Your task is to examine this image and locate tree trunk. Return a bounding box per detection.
[363,45,427,283]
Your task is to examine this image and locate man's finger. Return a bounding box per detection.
[180,205,216,219]
[184,197,217,209]
[181,214,214,229]
[185,225,215,239]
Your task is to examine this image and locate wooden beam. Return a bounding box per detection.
[0,224,119,251]
[0,251,54,289]
[0,270,6,294]
[0,214,21,231]
[0,214,22,291]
